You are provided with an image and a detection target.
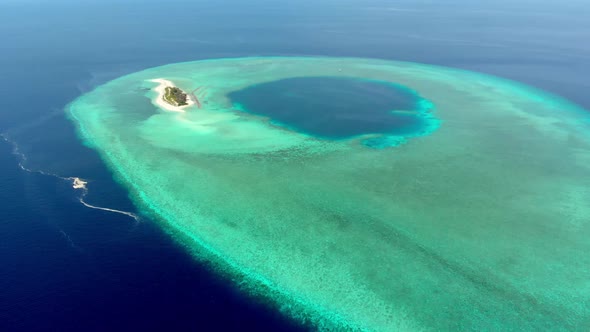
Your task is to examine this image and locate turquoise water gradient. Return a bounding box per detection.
[68,57,590,331]
[227,76,437,148]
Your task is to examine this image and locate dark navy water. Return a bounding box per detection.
[0,0,588,331]
[229,77,426,139]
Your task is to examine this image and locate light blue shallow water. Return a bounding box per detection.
[1,1,589,331]
[67,57,590,331]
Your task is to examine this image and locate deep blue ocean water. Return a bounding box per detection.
[228,77,427,139]
[0,0,588,331]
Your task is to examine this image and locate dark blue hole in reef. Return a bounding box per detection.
[227,76,437,148]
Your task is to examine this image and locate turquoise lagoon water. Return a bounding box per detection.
[3,1,590,331]
[67,57,590,331]
[227,76,434,147]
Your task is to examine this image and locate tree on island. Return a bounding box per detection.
[165,86,188,106]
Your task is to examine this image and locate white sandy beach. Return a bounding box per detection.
[149,78,194,112]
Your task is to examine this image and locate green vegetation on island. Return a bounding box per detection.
[163,86,188,106]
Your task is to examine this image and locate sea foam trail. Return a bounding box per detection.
[70,176,139,220]
[0,133,140,222]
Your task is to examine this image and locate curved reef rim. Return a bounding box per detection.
[67,56,590,331]
[144,65,441,149]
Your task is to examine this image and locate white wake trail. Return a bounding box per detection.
[69,176,140,221]
[1,133,140,222]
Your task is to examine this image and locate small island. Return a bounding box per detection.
[164,86,188,106]
[150,78,195,112]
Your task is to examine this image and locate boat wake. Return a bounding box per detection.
[0,133,140,222]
